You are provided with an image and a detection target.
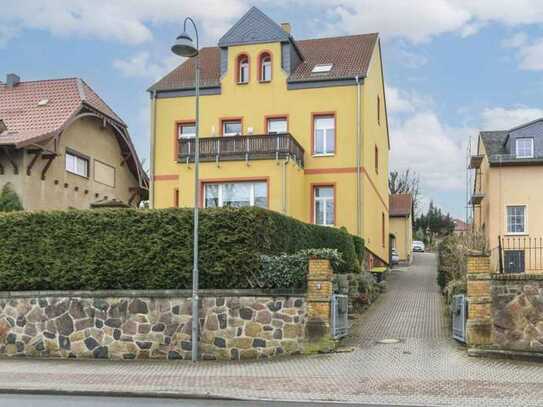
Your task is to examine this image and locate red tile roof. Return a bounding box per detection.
[390,194,413,217]
[0,78,125,147]
[149,33,379,92]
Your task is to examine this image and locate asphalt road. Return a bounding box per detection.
[0,394,412,407]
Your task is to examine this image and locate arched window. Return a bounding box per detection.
[259,52,272,82]
[237,54,249,84]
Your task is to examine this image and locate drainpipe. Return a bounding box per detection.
[282,158,289,214]
[355,76,363,237]
[149,90,157,208]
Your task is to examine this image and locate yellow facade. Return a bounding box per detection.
[151,38,390,263]
[390,215,413,263]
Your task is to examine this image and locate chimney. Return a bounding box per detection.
[6,73,20,88]
[280,22,291,34]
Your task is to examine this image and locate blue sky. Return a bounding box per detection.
[2,1,543,219]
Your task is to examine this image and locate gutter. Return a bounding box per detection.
[150,90,157,209]
[355,75,363,237]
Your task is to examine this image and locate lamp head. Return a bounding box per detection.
[171,32,198,57]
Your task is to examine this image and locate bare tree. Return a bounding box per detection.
[389,169,421,215]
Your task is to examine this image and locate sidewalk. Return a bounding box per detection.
[1,253,542,406]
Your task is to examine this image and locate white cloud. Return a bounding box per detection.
[0,0,248,45]
[481,107,543,130]
[385,86,433,114]
[390,111,471,191]
[113,52,179,80]
[502,32,529,48]
[517,38,543,71]
[279,0,543,43]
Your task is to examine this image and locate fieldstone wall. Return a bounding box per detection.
[0,290,306,361]
[492,274,543,352]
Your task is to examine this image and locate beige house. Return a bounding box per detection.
[453,218,469,236]
[472,118,543,273]
[0,74,148,210]
[389,194,413,264]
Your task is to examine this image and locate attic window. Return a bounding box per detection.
[37,99,49,107]
[312,64,333,74]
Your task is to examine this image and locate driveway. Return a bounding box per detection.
[0,253,542,406]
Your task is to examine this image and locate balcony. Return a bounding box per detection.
[178,133,305,167]
[469,154,483,169]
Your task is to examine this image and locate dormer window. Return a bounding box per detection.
[237,54,249,84]
[516,138,534,158]
[259,52,272,82]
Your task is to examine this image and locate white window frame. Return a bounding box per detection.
[65,151,89,178]
[178,122,196,139]
[204,181,267,208]
[261,56,272,82]
[515,138,534,159]
[506,205,527,235]
[238,57,249,84]
[313,186,335,226]
[222,120,242,137]
[267,118,288,134]
[313,115,335,156]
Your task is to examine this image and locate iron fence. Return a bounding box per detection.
[497,235,543,273]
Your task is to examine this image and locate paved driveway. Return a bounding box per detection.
[1,253,543,406]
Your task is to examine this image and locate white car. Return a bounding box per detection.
[391,248,400,265]
[413,240,426,252]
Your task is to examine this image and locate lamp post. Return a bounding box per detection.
[171,17,200,363]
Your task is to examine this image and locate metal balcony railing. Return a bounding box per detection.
[178,133,305,167]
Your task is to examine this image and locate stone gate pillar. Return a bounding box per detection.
[466,253,493,347]
[306,258,333,342]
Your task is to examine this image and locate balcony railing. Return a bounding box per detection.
[178,133,305,167]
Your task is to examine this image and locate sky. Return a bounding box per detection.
[2,0,543,219]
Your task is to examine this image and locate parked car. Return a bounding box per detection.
[391,248,400,265]
[413,240,426,252]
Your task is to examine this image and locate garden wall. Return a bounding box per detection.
[467,254,543,357]
[0,289,306,361]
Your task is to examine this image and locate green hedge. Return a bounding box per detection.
[0,207,362,291]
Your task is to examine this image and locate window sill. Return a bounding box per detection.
[66,170,89,180]
[504,233,528,237]
[259,80,272,84]
[237,81,249,85]
[312,153,335,157]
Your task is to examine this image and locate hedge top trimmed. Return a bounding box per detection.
[0,207,362,290]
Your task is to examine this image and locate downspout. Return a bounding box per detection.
[355,76,363,237]
[282,158,289,214]
[149,90,157,208]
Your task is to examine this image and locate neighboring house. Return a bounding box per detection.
[471,117,543,273]
[453,218,469,236]
[389,194,413,264]
[0,74,148,210]
[149,7,390,265]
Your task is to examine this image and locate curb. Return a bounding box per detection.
[0,387,241,401]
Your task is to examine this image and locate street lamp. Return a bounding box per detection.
[172,17,200,363]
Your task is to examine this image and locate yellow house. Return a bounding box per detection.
[471,118,543,273]
[149,7,390,265]
[389,194,413,264]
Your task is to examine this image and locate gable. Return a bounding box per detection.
[218,7,291,47]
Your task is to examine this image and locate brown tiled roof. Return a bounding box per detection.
[149,33,379,92]
[0,78,125,147]
[289,34,378,82]
[390,194,413,217]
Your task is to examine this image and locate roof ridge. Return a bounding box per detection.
[0,77,80,86]
[298,32,379,43]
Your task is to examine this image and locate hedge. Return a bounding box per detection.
[0,207,363,291]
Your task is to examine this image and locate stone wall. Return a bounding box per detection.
[0,290,306,361]
[467,253,543,356]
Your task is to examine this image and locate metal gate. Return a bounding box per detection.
[331,294,349,339]
[452,294,467,343]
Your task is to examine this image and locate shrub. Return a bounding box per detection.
[255,249,344,289]
[0,207,361,291]
[437,232,486,302]
[352,235,365,265]
[0,183,23,212]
